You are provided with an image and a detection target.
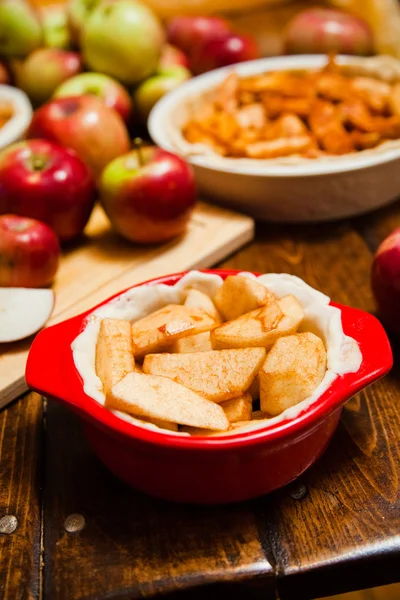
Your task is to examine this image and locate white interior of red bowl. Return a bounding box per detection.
[71,271,362,437]
[149,54,400,177]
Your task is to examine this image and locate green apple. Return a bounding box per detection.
[82,0,164,85]
[42,5,72,50]
[53,72,132,122]
[67,0,100,46]
[12,49,82,106]
[134,66,190,123]
[0,0,42,58]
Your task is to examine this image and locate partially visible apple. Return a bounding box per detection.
[0,214,60,288]
[0,287,54,342]
[134,66,191,124]
[67,0,100,46]
[0,139,96,242]
[167,16,230,55]
[82,0,164,85]
[0,62,9,85]
[0,0,42,57]
[27,96,130,177]
[371,227,400,334]
[159,43,190,70]
[53,72,132,122]
[284,8,374,56]
[12,49,82,106]
[41,4,72,50]
[100,144,196,244]
[190,32,260,75]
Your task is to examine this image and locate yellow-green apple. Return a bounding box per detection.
[12,49,82,106]
[27,95,130,177]
[67,0,100,46]
[0,214,60,288]
[166,16,230,55]
[82,0,164,85]
[100,144,196,244]
[134,66,190,124]
[190,33,260,75]
[0,139,96,242]
[284,8,374,56]
[41,4,72,50]
[159,44,190,70]
[0,0,42,57]
[53,72,132,122]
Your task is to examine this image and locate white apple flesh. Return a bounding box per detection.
[0,287,54,342]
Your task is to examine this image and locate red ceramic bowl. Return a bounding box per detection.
[26,270,393,504]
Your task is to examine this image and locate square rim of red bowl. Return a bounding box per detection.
[25,269,393,451]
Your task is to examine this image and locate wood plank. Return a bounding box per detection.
[353,198,400,253]
[320,583,400,600]
[43,402,275,600]
[0,393,42,600]
[0,202,253,410]
[219,221,400,599]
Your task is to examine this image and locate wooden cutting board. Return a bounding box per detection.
[0,202,254,409]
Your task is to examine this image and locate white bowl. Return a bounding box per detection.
[0,85,32,150]
[149,55,400,222]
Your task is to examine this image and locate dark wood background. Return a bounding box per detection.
[1,200,400,600]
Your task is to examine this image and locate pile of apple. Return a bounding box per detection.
[0,0,265,295]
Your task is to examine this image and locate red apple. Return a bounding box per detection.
[167,16,231,55]
[0,139,96,242]
[12,48,82,106]
[190,33,260,75]
[371,228,400,334]
[0,61,9,84]
[53,72,132,122]
[27,95,130,177]
[159,43,190,70]
[100,144,196,244]
[284,8,374,56]
[0,214,60,287]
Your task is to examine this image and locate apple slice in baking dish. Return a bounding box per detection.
[0,288,54,343]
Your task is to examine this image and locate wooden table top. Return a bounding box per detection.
[1,200,400,600]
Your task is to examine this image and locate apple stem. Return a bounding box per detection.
[133,137,145,167]
[32,157,45,171]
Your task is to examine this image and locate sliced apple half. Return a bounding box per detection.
[0,288,54,343]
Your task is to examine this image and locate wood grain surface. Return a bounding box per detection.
[0,393,43,600]
[1,199,400,600]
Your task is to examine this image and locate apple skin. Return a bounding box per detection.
[41,4,72,50]
[0,139,96,243]
[67,0,100,46]
[82,0,164,85]
[190,33,260,75]
[53,72,132,123]
[159,43,190,70]
[100,147,197,244]
[167,16,231,55]
[284,8,374,56]
[27,95,130,178]
[0,214,60,288]
[0,0,43,58]
[12,49,82,106]
[134,66,191,124]
[371,228,400,335]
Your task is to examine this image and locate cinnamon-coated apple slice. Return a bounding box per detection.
[0,288,54,343]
